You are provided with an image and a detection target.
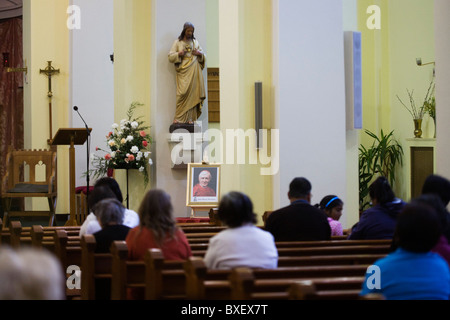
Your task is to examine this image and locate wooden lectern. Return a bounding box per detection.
[52,128,91,226]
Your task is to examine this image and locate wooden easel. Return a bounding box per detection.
[190,206,215,218]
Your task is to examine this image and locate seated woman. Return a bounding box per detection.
[348,176,406,240]
[126,189,192,261]
[317,195,344,236]
[91,198,130,300]
[79,177,140,236]
[125,189,192,299]
[93,198,130,253]
[204,191,278,269]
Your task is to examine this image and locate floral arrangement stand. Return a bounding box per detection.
[89,102,152,207]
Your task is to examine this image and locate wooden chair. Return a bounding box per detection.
[1,148,57,228]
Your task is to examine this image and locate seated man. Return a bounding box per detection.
[265,177,331,241]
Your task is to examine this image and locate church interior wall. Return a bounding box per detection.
[15,0,450,229]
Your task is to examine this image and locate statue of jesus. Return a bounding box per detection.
[168,22,206,124]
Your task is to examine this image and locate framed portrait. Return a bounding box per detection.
[186,163,221,207]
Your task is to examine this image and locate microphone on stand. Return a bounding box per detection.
[73,106,91,213]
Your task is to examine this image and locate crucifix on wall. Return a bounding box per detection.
[40,61,60,145]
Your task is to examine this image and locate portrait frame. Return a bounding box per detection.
[186,163,221,207]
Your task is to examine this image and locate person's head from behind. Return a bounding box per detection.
[0,247,65,300]
[138,189,175,243]
[410,194,447,234]
[94,177,124,203]
[288,177,312,203]
[394,202,441,253]
[319,195,344,221]
[88,185,117,216]
[369,176,395,206]
[422,174,450,207]
[218,191,257,228]
[94,198,125,228]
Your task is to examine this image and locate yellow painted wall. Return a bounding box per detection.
[113,0,152,212]
[23,0,70,214]
[219,0,273,224]
[357,0,435,201]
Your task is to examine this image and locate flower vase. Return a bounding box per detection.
[413,119,422,138]
[433,117,436,138]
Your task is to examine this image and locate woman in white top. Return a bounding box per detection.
[204,191,278,269]
[79,177,139,236]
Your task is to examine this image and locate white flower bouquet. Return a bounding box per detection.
[89,102,152,186]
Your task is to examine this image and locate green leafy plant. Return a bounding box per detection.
[359,129,404,211]
[423,78,436,123]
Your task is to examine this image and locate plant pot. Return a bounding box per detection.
[413,119,422,138]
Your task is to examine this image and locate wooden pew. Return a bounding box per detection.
[0,222,81,247]
[277,254,386,267]
[230,266,369,300]
[275,239,391,248]
[145,248,186,300]
[181,226,227,234]
[276,244,391,256]
[288,280,385,300]
[54,230,82,300]
[80,234,113,300]
[184,256,231,300]
[190,243,391,258]
[54,229,82,271]
[110,241,145,300]
[183,255,372,300]
[110,242,187,300]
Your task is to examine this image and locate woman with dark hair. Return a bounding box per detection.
[125,189,192,299]
[348,176,406,240]
[204,191,278,269]
[79,177,140,236]
[317,195,344,236]
[402,194,450,267]
[361,202,450,299]
[126,189,191,261]
[421,174,450,242]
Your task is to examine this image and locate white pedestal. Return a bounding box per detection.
[168,131,204,169]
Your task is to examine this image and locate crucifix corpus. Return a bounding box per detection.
[40,61,60,145]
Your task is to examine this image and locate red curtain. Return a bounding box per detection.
[0,17,24,194]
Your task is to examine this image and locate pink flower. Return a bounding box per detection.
[140,130,146,137]
[128,154,135,161]
[96,147,99,151]
[105,154,111,160]
[142,140,148,147]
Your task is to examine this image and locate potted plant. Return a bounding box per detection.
[359,129,404,211]
[396,78,435,138]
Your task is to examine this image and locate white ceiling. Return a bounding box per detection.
[0,0,22,19]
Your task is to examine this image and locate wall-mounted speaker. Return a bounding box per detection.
[344,31,362,130]
[255,81,263,149]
